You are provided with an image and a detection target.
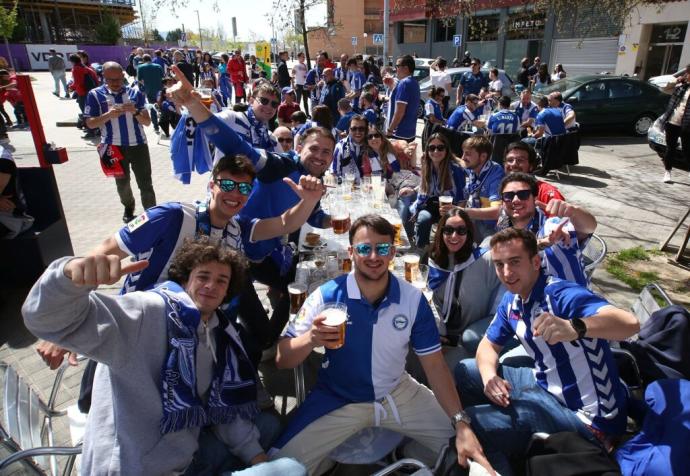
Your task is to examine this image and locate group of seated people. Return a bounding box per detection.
[23,62,644,476]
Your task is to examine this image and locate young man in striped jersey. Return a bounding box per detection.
[455,227,639,476]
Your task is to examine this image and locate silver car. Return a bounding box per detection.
[417,67,514,117]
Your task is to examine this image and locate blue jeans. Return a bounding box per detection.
[395,193,416,242]
[52,72,68,95]
[184,412,282,475]
[454,359,595,476]
[228,458,306,476]
[414,209,436,248]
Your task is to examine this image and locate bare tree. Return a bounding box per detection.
[269,0,330,70]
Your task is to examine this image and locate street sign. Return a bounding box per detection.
[453,34,462,47]
[180,31,187,41]
[373,33,384,45]
[271,37,277,45]
[351,36,358,46]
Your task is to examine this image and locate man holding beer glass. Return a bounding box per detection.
[273,214,494,475]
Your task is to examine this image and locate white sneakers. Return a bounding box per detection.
[663,171,672,183]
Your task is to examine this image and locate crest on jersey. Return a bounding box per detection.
[392,314,409,330]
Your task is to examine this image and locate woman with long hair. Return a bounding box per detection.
[532,63,552,91]
[551,63,566,81]
[427,208,504,353]
[407,133,465,248]
[362,125,401,178]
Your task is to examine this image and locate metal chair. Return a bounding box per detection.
[0,361,82,475]
[582,233,607,281]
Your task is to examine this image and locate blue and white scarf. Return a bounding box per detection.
[170,113,213,184]
[465,160,498,209]
[428,246,485,322]
[245,107,274,150]
[153,281,259,435]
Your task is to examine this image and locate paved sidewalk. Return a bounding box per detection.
[1,72,688,473]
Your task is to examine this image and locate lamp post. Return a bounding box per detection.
[195,9,203,51]
[363,32,368,55]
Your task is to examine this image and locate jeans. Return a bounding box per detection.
[249,258,294,341]
[115,143,156,213]
[663,122,690,171]
[454,359,596,476]
[52,71,68,95]
[395,193,416,243]
[184,412,283,475]
[414,209,435,248]
[228,458,306,476]
[294,84,309,113]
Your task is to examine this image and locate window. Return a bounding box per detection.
[434,18,457,43]
[573,81,607,101]
[608,81,642,99]
[398,21,427,44]
[467,15,500,42]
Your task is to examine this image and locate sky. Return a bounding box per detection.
[147,1,326,43]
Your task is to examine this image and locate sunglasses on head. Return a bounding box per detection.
[350,126,367,133]
[214,178,253,196]
[501,189,532,202]
[441,225,468,236]
[256,96,280,108]
[427,144,446,153]
[353,242,392,257]
[367,133,382,140]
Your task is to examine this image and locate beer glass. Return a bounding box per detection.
[387,215,403,246]
[288,282,308,314]
[439,195,453,207]
[338,249,352,273]
[403,253,420,282]
[197,88,213,108]
[319,302,349,349]
[332,205,351,235]
[411,264,429,292]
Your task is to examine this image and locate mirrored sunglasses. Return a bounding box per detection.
[353,242,392,257]
[215,178,253,196]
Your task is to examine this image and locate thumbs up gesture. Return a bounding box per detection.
[64,255,149,287]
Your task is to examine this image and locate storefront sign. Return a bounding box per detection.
[506,12,545,39]
[26,44,78,71]
[650,23,687,44]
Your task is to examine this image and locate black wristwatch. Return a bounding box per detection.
[451,410,472,429]
[571,317,587,340]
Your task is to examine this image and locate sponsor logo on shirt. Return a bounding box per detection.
[127,212,149,232]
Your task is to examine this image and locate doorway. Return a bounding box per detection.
[646,43,683,79]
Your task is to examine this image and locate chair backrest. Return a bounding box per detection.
[631,283,674,328]
[490,133,521,165]
[16,167,63,232]
[0,363,49,471]
[582,233,606,281]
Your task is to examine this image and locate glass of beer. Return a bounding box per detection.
[411,264,429,292]
[388,215,403,246]
[320,302,349,350]
[439,195,453,209]
[332,205,351,235]
[338,250,352,273]
[403,253,420,282]
[288,282,308,314]
[197,88,213,108]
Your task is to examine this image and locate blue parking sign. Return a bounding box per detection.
[453,35,462,47]
[351,36,357,46]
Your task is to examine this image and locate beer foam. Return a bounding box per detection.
[322,307,347,326]
[403,254,420,264]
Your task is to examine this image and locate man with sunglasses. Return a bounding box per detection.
[274,126,295,154]
[331,115,368,180]
[212,81,282,164]
[84,62,156,224]
[455,228,638,476]
[498,172,597,287]
[456,58,488,106]
[273,214,494,475]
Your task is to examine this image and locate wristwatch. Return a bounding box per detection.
[451,410,472,429]
[571,317,587,340]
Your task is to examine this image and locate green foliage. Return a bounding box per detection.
[166,28,184,42]
[616,246,650,263]
[9,15,24,42]
[605,246,660,292]
[0,0,18,39]
[151,28,164,42]
[94,14,122,45]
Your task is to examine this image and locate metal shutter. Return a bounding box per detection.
[550,38,618,76]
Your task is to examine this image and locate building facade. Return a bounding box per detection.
[6,0,136,44]
[389,0,661,80]
[615,1,690,79]
[307,0,389,58]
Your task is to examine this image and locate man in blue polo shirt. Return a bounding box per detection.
[84,62,156,223]
[487,96,519,135]
[548,91,577,129]
[455,228,639,476]
[530,96,566,139]
[447,93,483,131]
[386,55,420,142]
[272,214,492,475]
[456,58,488,105]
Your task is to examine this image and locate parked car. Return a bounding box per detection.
[649,69,685,92]
[647,117,687,169]
[417,67,514,117]
[413,65,430,83]
[535,75,668,136]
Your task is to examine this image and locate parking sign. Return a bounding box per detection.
[351,36,358,46]
[453,35,462,47]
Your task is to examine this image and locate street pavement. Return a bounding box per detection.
[1,72,688,472]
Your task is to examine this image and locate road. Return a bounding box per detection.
[0,72,688,473]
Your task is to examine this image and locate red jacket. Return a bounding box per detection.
[71,63,98,97]
[227,57,248,85]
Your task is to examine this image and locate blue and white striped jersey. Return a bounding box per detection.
[486,273,627,435]
[283,272,441,402]
[84,85,147,146]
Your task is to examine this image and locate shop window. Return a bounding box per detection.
[467,15,500,42]
[398,20,427,44]
[434,18,456,42]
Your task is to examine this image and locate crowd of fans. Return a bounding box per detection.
[6,44,690,476]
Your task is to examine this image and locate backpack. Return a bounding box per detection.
[126,54,136,77]
[83,69,98,92]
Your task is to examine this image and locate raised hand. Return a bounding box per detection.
[536,199,574,218]
[543,217,571,247]
[167,65,198,107]
[63,255,148,287]
[283,175,326,203]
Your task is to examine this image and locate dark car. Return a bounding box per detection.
[535,75,668,136]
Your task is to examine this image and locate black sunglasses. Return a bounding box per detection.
[257,96,280,108]
[350,126,367,133]
[367,133,382,140]
[214,178,253,196]
[427,145,446,153]
[277,137,293,143]
[441,225,468,236]
[501,189,532,202]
